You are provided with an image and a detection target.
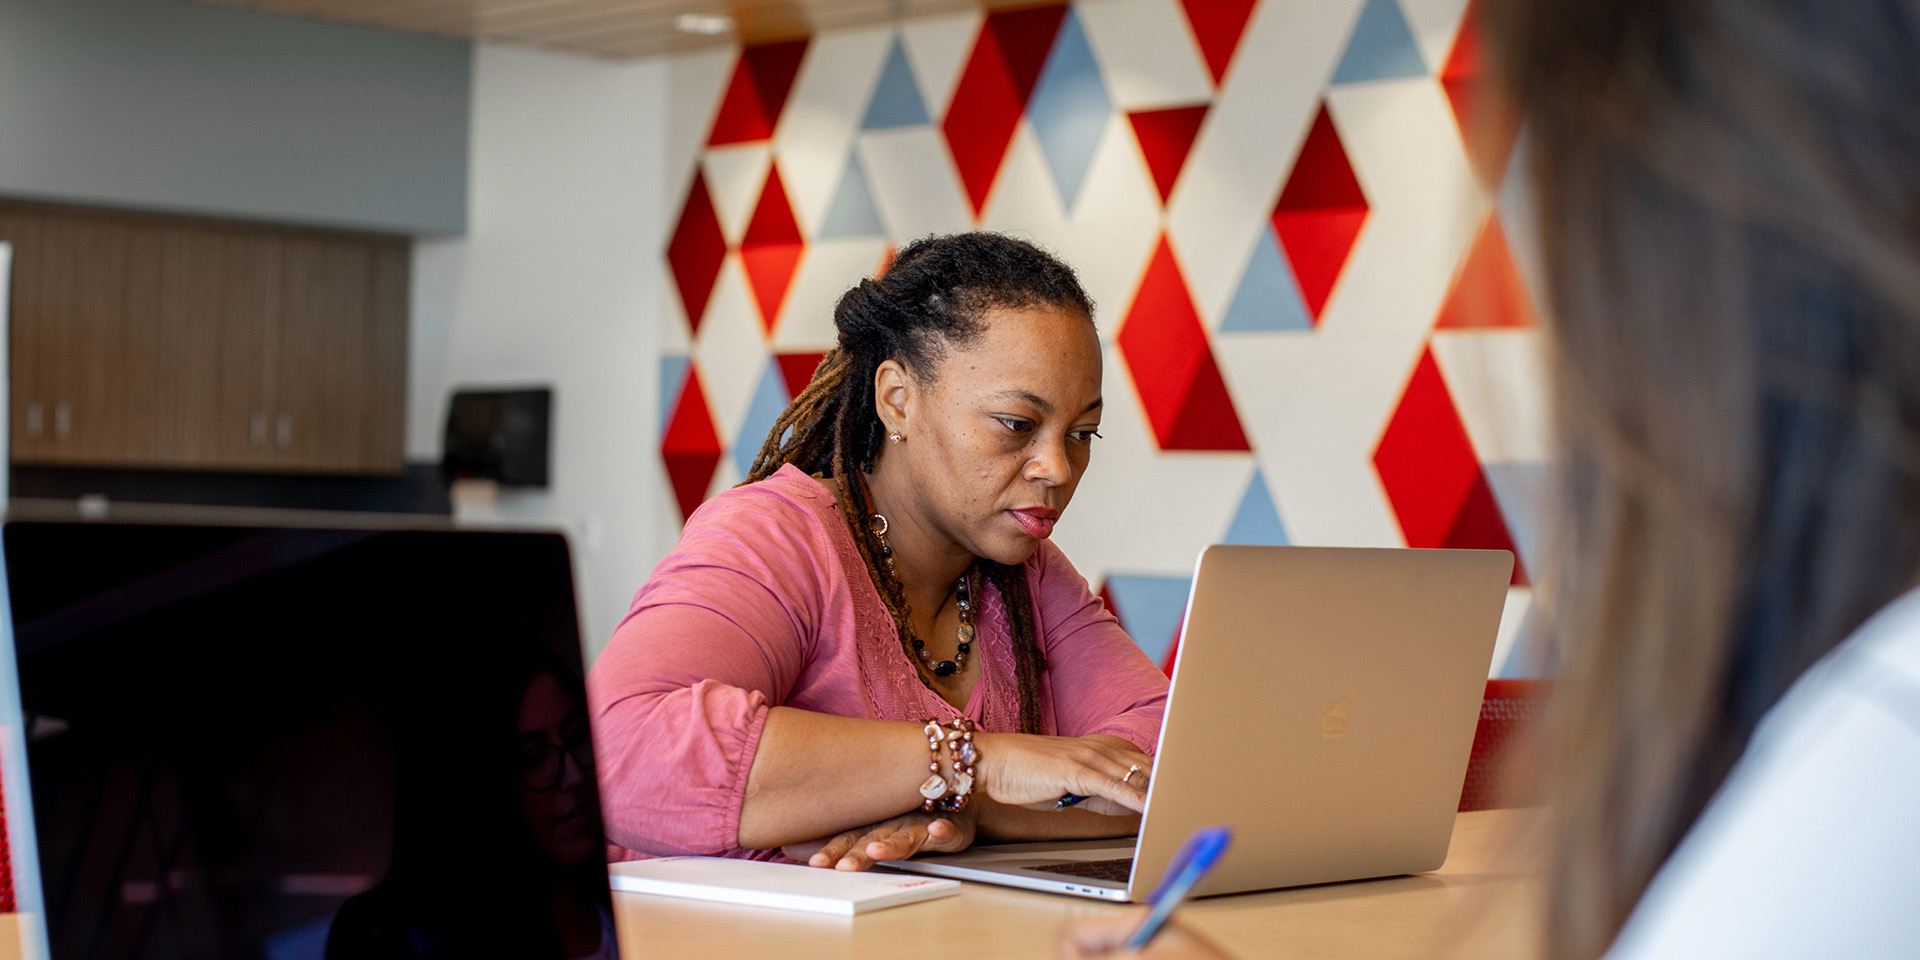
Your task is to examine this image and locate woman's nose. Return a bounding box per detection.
[1024,436,1071,485]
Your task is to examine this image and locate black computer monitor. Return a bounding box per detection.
[4,521,620,960]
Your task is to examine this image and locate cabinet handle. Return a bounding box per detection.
[53,401,71,441]
[251,411,268,448]
[276,413,292,449]
[25,401,42,439]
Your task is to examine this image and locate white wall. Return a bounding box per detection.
[408,43,672,662]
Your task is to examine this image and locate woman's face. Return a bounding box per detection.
[877,304,1104,566]
[515,670,603,869]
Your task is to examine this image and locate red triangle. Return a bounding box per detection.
[942,6,1068,216]
[990,5,1069,104]
[1372,348,1526,584]
[1179,0,1258,87]
[661,368,723,521]
[741,166,806,333]
[1277,104,1366,211]
[1116,236,1251,452]
[1441,0,1518,187]
[775,352,827,399]
[708,39,810,146]
[666,171,727,334]
[1273,207,1368,322]
[1127,104,1209,205]
[1436,215,1536,329]
[1162,348,1251,452]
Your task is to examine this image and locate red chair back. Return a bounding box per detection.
[1459,678,1550,811]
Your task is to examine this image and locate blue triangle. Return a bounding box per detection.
[1026,10,1111,211]
[819,152,887,238]
[1104,574,1193,665]
[861,35,930,130]
[732,358,793,480]
[659,355,690,434]
[1221,226,1314,332]
[1331,0,1427,84]
[1223,468,1291,546]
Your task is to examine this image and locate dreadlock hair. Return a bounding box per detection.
[743,232,1096,734]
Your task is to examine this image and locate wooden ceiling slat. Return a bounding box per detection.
[194,0,1023,58]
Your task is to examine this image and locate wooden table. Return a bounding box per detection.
[611,809,1541,959]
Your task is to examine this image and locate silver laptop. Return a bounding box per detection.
[882,544,1513,901]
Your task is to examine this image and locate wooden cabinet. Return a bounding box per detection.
[1,201,407,474]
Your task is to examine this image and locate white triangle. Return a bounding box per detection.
[1398,0,1473,74]
[773,238,891,351]
[773,25,894,237]
[692,257,775,451]
[901,10,983,119]
[702,144,774,247]
[1076,0,1213,110]
[856,127,973,238]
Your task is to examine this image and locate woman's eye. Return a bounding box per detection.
[1071,428,1103,443]
[995,417,1033,433]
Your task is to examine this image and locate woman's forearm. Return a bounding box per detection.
[736,706,930,849]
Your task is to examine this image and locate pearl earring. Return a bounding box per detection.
[887,431,905,443]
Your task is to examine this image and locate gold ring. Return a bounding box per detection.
[1122,764,1141,785]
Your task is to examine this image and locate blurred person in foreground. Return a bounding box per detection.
[1061,0,1920,956]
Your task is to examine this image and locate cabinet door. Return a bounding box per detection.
[158,226,283,469]
[3,210,47,458]
[277,237,368,472]
[28,214,162,466]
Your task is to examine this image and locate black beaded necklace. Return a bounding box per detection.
[869,513,975,679]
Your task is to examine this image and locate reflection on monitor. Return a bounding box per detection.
[4,523,621,960]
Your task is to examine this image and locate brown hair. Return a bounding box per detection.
[1486,0,1920,956]
[744,232,1097,734]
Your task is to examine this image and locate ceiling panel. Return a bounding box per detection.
[199,0,1041,59]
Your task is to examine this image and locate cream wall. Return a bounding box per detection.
[407,43,674,660]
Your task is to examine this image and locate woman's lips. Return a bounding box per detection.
[1009,509,1058,539]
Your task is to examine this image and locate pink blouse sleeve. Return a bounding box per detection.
[587,490,827,857]
[1028,542,1170,755]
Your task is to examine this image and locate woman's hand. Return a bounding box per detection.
[975,732,1152,816]
[784,808,976,871]
[1056,915,1235,959]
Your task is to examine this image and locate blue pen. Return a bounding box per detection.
[1124,826,1232,951]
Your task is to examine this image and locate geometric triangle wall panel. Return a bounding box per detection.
[863,34,932,130]
[1116,235,1251,452]
[1272,102,1370,324]
[942,4,1069,216]
[1027,9,1112,212]
[1435,215,1537,330]
[1178,0,1259,87]
[668,171,727,333]
[775,351,829,401]
[1331,0,1427,85]
[740,165,807,333]
[661,366,724,521]
[709,39,811,146]
[1127,104,1209,206]
[1440,0,1519,188]
[1372,348,1527,584]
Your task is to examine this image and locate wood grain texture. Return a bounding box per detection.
[0,200,408,475]
[194,0,1046,59]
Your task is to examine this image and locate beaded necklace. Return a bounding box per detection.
[869,513,974,679]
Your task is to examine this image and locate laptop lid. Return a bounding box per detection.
[2,521,621,960]
[1127,544,1512,899]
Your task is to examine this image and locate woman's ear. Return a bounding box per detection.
[874,359,913,434]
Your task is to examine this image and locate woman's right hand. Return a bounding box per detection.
[973,732,1152,816]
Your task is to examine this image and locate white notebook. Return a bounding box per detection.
[607,857,961,915]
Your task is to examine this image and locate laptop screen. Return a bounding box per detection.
[4,521,621,960]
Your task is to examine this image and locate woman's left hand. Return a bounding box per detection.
[784,808,977,870]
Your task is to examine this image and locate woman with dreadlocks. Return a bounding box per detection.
[589,232,1167,867]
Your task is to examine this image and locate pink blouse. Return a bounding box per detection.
[588,465,1169,860]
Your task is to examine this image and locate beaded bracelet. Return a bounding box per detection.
[917,718,980,812]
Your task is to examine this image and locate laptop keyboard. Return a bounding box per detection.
[1031,858,1134,883]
